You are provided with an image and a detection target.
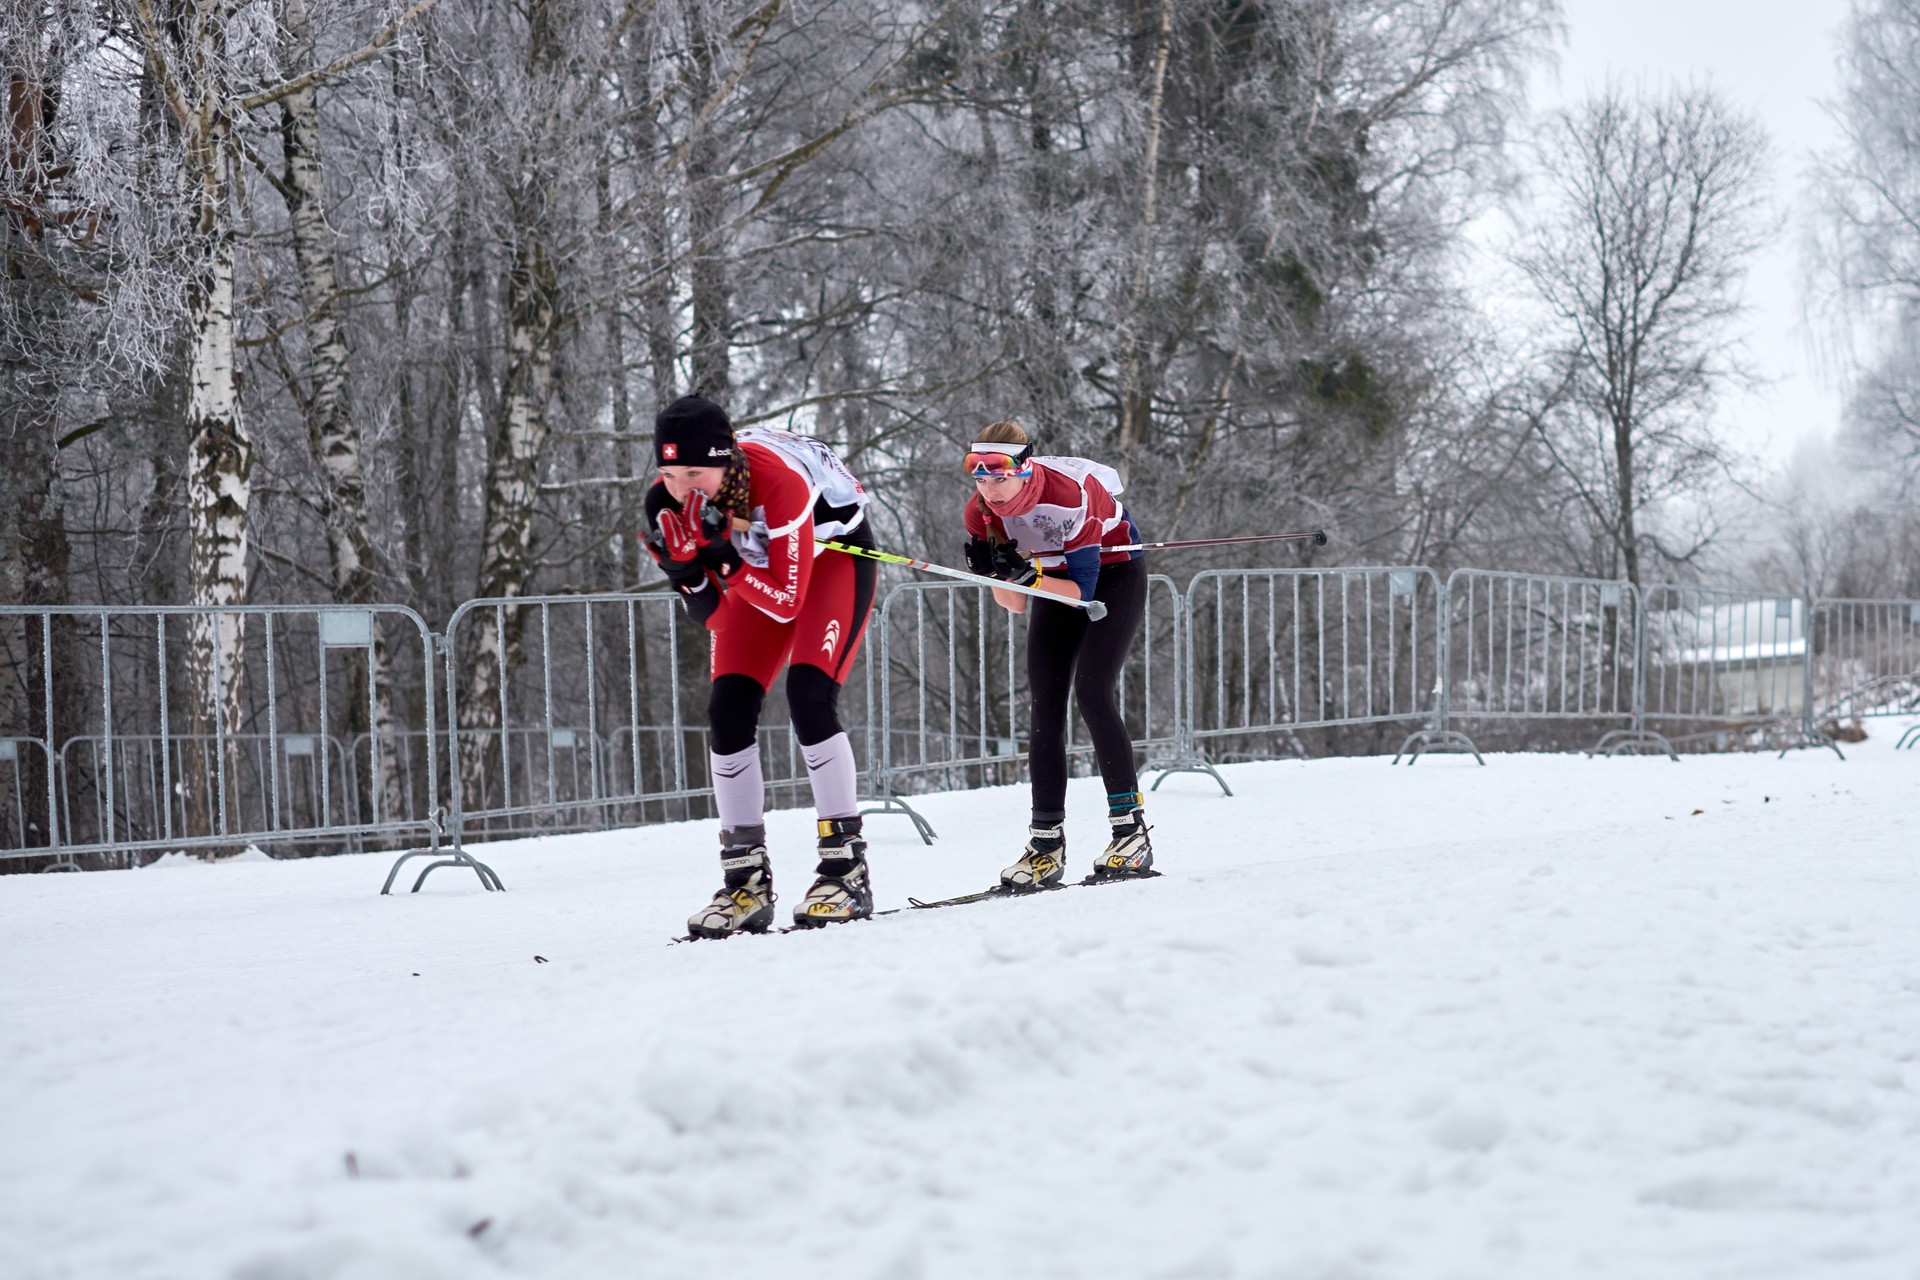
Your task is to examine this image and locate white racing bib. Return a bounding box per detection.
[736,426,868,540]
[1032,455,1124,496]
[731,427,869,565]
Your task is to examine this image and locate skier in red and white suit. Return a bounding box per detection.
[641,395,877,938]
[959,419,1154,891]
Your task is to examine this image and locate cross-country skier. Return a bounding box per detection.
[642,395,877,938]
[960,420,1154,890]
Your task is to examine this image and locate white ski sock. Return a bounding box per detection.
[709,745,765,832]
[801,732,858,820]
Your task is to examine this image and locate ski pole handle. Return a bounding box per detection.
[817,540,1109,620]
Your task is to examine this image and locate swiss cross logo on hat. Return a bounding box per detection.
[662,443,678,461]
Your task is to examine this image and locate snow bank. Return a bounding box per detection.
[4,728,1919,1279]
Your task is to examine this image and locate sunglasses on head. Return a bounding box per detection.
[965,444,1033,478]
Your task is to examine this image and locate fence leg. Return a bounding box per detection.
[1589,728,1679,762]
[379,805,504,893]
[1398,576,1483,765]
[1144,749,1232,796]
[1392,727,1484,765]
[1150,589,1230,796]
[858,792,937,844]
[1776,725,1846,762]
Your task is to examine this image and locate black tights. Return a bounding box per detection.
[708,664,845,755]
[1026,556,1146,821]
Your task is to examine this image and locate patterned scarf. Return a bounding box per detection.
[711,448,753,526]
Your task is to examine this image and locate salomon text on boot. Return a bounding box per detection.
[1000,821,1066,893]
[793,817,873,927]
[1091,794,1153,879]
[687,827,776,939]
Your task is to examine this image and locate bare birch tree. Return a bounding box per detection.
[1512,83,1772,585]
[257,0,436,826]
[117,0,263,838]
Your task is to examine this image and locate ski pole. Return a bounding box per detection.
[816,540,1110,620]
[1108,529,1328,554]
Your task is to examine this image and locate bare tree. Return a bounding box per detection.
[2,1,94,848]
[256,0,436,827]
[1512,83,1772,585]
[1812,0,1920,484]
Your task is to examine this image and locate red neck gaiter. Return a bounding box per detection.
[980,465,1045,522]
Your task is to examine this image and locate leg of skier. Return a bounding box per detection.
[1069,557,1153,878]
[686,609,796,939]
[1002,594,1086,892]
[788,534,879,927]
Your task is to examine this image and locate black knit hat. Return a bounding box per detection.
[653,395,735,466]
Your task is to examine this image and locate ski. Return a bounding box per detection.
[669,870,1160,942]
[905,885,1046,909]
[909,868,1162,906]
[1077,868,1163,886]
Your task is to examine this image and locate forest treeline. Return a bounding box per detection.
[4,0,1919,635]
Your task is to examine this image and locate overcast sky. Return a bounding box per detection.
[1526,0,1856,465]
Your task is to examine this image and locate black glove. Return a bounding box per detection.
[677,576,722,625]
[693,498,744,580]
[964,536,996,577]
[989,540,1038,587]
[641,528,707,591]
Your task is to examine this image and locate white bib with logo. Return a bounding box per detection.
[734,427,869,555]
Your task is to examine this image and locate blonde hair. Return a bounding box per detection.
[973,420,1031,447]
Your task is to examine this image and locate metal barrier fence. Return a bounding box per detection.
[10,571,1920,883]
[1436,569,1663,758]
[0,603,443,868]
[1,736,64,868]
[1183,567,1452,764]
[1809,598,1920,749]
[868,575,1194,817]
[59,733,359,863]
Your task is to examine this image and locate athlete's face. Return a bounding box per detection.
[973,473,1027,507]
[659,466,725,504]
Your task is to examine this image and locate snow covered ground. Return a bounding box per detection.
[5,727,1920,1280]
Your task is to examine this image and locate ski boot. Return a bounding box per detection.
[1090,795,1153,880]
[686,826,776,939]
[999,821,1066,893]
[793,817,874,928]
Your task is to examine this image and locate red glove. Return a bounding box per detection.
[660,491,744,580]
[654,491,709,565]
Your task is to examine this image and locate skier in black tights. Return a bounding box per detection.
[960,420,1154,889]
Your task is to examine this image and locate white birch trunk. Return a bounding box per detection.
[183,213,253,842]
[280,0,374,600]
[461,228,559,807]
[456,0,570,810]
[278,0,408,828]
[686,9,732,400]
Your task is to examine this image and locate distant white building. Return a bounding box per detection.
[1661,596,1806,717]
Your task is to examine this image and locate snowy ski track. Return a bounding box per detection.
[4,730,1920,1280]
